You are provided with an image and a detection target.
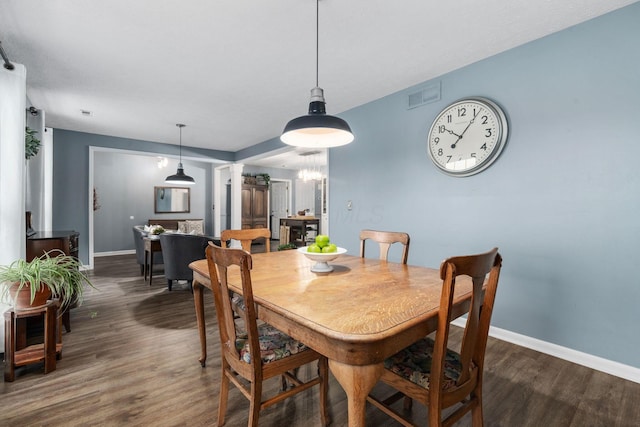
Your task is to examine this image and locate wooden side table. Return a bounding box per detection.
[144,237,162,286]
[4,299,63,382]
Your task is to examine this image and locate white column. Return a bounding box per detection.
[230,163,244,230]
[42,127,53,230]
[0,62,27,353]
[213,166,222,237]
[26,108,47,230]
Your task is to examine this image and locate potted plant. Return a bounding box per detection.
[0,250,95,312]
[256,173,270,188]
[25,126,41,160]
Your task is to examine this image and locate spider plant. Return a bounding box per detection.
[0,250,95,311]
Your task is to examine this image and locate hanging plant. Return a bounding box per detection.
[25,127,41,159]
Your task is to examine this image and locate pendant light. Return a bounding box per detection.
[281,0,354,148]
[165,123,195,185]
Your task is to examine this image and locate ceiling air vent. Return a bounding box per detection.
[407,82,441,109]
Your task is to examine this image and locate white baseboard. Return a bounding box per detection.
[94,249,135,257]
[452,318,640,384]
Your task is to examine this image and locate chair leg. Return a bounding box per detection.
[139,264,144,275]
[217,368,230,426]
[167,279,172,291]
[471,388,484,426]
[248,379,262,427]
[403,395,413,411]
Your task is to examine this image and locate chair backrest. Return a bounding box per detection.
[159,233,211,281]
[206,243,262,376]
[132,225,163,265]
[132,226,146,264]
[221,228,271,253]
[432,247,502,410]
[359,229,410,264]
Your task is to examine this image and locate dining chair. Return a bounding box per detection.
[205,243,329,427]
[359,229,411,264]
[221,228,271,253]
[367,247,502,427]
[132,225,162,275]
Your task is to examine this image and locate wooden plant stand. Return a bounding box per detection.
[4,299,63,382]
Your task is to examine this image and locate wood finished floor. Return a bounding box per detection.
[2,252,640,426]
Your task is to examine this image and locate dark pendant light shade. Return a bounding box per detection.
[165,124,195,185]
[280,0,354,148]
[281,87,354,148]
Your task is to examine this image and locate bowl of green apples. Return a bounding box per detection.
[298,234,346,273]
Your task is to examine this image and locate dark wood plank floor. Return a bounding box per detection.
[2,253,639,426]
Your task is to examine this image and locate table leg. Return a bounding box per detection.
[193,280,207,367]
[329,360,384,427]
[147,250,155,286]
[144,250,149,282]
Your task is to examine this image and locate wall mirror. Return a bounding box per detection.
[154,186,190,213]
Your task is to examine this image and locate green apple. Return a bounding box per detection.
[307,244,322,253]
[315,234,330,248]
[322,243,337,253]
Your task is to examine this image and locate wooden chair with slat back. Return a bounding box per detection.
[367,247,503,427]
[206,243,329,427]
[359,229,411,264]
[221,228,271,253]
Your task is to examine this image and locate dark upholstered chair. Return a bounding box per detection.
[159,233,213,291]
[132,226,163,275]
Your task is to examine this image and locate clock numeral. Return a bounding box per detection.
[446,156,452,162]
[471,153,476,158]
[485,128,493,138]
[446,114,452,123]
[457,107,467,117]
[433,137,440,145]
[438,125,446,134]
[481,115,489,125]
[480,143,487,151]
[437,148,443,156]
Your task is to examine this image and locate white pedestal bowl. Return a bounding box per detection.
[298,246,347,273]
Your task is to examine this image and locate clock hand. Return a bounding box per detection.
[443,127,461,138]
[451,110,481,149]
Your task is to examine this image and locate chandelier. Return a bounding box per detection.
[298,150,323,182]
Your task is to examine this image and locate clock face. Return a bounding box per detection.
[427,97,508,177]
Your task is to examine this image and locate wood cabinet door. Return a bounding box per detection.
[241,184,269,229]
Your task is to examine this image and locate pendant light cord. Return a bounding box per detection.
[315,0,319,88]
[177,123,185,163]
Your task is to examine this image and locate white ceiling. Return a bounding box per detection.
[1,0,636,168]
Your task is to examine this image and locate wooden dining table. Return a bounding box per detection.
[190,250,476,427]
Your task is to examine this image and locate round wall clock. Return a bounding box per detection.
[427,97,508,177]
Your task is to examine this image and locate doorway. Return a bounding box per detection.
[270,179,291,240]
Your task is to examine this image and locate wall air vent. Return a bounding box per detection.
[407,82,441,109]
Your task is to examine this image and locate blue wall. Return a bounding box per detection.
[328,5,640,368]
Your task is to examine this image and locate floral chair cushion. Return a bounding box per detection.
[236,323,309,364]
[384,337,465,391]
